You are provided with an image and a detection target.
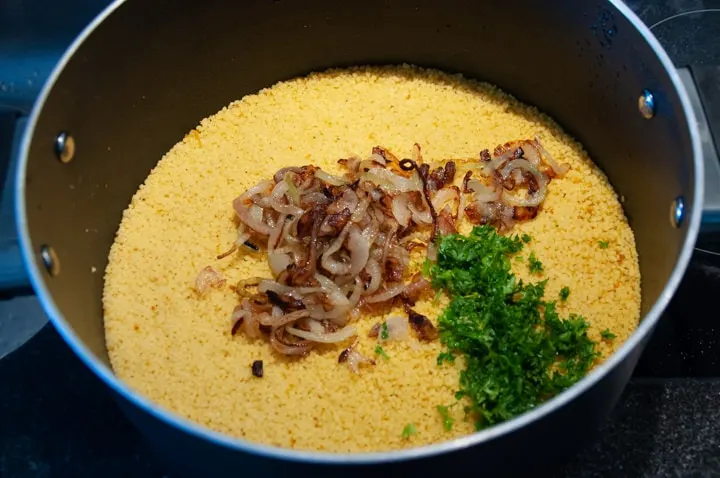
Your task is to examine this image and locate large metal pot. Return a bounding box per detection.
[11,0,704,475]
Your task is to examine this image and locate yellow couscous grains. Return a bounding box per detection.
[103,65,640,452]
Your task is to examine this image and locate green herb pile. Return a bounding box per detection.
[427,226,600,430]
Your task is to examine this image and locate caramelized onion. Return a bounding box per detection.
[195,266,225,295]
[431,187,459,213]
[338,339,375,374]
[315,169,349,186]
[270,326,313,356]
[361,168,421,193]
[535,138,570,177]
[364,282,406,304]
[259,309,311,328]
[222,141,562,357]
[391,194,412,228]
[347,225,371,276]
[500,159,547,207]
[286,324,357,343]
[315,273,350,307]
[378,315,410,342]
[268,252,292,276]
[467,178,501,203]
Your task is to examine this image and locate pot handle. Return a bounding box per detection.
[678,66,720,232]
[0,111,31,293]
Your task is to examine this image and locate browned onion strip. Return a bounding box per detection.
[270,326,313,356]
[499,159,547,208]
[233,180,274,235]
[286,324,357,343]
[534,137,570,177]
[338,339,375,374]
[364,282,406,304]
[405,305,439,341]
[259,309,311,328]
[399,158,440,248]
[216,244,237,260]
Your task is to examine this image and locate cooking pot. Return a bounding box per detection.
[8,0,707,475]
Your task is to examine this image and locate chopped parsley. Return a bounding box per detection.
[428,226,599,430]
[600,329,616,340]
[521,233,531,243]
[437,351,455,365]
[559,286,570,301]
[380,322,389,340]
[436,405,454,431]
[598,240,609,249]
[375,345,390,360]
[528,252,543,274]
[401,423,417,439]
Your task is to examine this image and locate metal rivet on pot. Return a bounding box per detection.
[638,90,655,119]
[40,245,61,276]
[670,196,685,228]
[55,131,75,163]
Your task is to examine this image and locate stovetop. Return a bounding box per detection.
[2,1,720,477]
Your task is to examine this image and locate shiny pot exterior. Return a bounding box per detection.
[15,0,702,475]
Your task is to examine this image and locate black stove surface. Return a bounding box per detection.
[2,1,720,477]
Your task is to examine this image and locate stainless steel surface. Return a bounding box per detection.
[638,89,657,119]
[54,131,75,163]
[6,0,708,475]
[671,196,686,228]
[679,67,720,230]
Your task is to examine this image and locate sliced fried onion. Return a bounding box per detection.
[195,266,225,295]
[223,141,561,358]
[467,178,501,203]
[534,138,570,177]
[391,194,412,228]
[270,326,313,356]
[315,169,349,186]
[500,159,547,207]
[258,309,311,328]
[338,339,375,374]
[361,168,421,193]
[364,282,406,304]
[268,252,293,276]
[286,325,357,343]
[378,315,410,343]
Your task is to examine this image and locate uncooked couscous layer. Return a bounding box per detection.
[103,65,640,452]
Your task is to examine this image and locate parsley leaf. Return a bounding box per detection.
[437,351,455,365]
[559,286,570,301]
[598,240,609,249]
[375,345,390,360]
[380,322,389,340]
[429,226,599,430]
[436,405,454,431]
[528,252,543,274]
[521,233,531,243]
[401,423,417,439]
[600,329,616,340]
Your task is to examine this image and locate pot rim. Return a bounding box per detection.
[15,0,704,465]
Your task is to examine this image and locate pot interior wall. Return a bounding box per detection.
[23,0,697,366]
